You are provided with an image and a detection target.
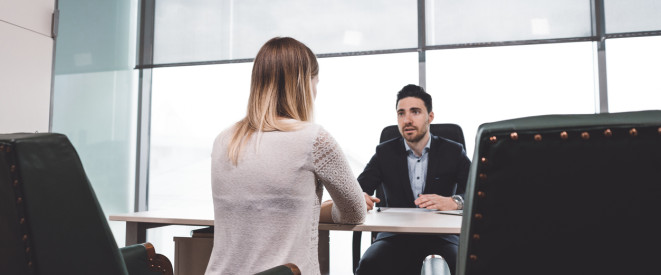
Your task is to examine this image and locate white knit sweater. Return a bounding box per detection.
[205,122,366,275]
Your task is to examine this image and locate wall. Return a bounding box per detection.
[0,0,56,133]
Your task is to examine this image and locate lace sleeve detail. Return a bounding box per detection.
[313,127,366,224]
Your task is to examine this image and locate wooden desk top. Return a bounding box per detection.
[109,207,461,234]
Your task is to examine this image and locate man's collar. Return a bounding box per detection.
[403,133,432,155]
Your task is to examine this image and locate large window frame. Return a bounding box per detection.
[133,0,661,211]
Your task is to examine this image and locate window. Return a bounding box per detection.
[153,0,417,64]
[426,42,597,157]
[426,0,592,46]
[606,36,661,112]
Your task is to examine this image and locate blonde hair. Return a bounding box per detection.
[228,37,319,165]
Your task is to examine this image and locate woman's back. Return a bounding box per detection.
[206,122,365,275]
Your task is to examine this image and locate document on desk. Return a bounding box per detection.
[377,207,438,213]
[436,210,463,216]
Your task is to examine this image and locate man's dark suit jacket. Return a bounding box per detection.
[358,134,471,243]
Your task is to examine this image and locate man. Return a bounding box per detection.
[356,84,471,275]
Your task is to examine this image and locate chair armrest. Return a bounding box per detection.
[420,255,451,275]
[254,263,301,275]
[119,242,173,275]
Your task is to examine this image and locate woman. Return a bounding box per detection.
[205,37,367,275]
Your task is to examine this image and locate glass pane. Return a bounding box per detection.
[426,42,596,158]
[316,53,418,274]
[52,0,138,246]
[426,0,592,45]
[154,0,417,64]
[606,36,661,112]
[149,63,253,211]
[605,0,661,33]
[316,53,419,176]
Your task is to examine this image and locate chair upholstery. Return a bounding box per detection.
[457,110,661,275]
[255,263,301,275]
[352,123,466,273]
[0,133,172,275]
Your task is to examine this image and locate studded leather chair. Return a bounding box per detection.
[453,110,661,275]
[0,133,173,275]
[352,123,466,273]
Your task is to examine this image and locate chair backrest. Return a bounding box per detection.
[458,110,661,275]
[379,123,466,148]
[0,133,128,275]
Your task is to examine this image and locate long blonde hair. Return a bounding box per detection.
[228,37,319,165]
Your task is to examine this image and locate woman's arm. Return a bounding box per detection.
[313,127,367,224]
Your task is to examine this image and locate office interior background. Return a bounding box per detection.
[2,0,661,274]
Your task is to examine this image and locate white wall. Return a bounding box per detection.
[0,0,56,133]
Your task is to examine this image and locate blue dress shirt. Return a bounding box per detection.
[403,134,432,201]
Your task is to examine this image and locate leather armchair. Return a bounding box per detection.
[455,110,661,274]
[0,133,173,275]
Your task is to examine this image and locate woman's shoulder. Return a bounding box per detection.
[213,124,238,147]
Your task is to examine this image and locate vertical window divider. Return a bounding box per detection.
[418,0,427,89]
[135,0,156,212]
[592,0,609,113]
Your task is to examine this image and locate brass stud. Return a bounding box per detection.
[25,247,30,253]
[604,129,612,137]
[581,132,590,140]
[17,197,23,204]
[151,264,155,268]
[658,127,661,135]
[0,145,4,151]
[470,254,478,261]
[510,132,518,141]
[474,213,483,220]
[489,136,497,143]
[22,234,28,241]
[560,131,568,140]
[20,218,25,224]
[477,191,486,198]
[13,180,19,187]
[28,261,32,267]
[480,157,487,164]
[10,165,16,172]
[6,147,11,152]
[534,134,542,141]
[479,173,487,181]
[629,128,638,137]
[472,234,480,240]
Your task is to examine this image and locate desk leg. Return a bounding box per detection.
[318,229,329,275]
[125,222,147,246]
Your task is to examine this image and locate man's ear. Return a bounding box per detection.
[429,111,434,123]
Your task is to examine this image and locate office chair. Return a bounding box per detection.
[433,110,661,275]
[255,263,301,275]
[352,123,466,273]
[0,133,173,275]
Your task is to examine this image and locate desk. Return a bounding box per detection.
[110,208,461,274]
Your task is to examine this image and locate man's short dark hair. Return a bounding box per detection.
[396,84,432,113]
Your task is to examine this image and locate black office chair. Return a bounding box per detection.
[0,133,173,275]
[443,110,661,275]
[352,123,466,273]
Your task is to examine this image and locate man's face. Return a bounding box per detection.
[397,97,434,143]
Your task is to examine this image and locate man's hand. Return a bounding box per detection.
[414,194,458,210]
[363,192,381,211]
